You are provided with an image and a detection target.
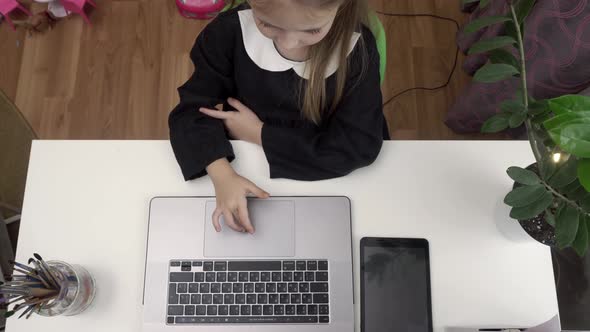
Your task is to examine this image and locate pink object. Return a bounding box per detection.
[0,0,32,30]
[58,0,96,25]
[175,0,226,20]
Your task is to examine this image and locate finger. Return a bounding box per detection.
[247,183,270,199]
[200,108,230,120]
[227,98,248,112]
[223,209,245,233]
[212,209,222,232]
[237,200,255,234]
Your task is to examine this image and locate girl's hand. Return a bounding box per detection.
[207,158,270,234]
[200,98,263,145]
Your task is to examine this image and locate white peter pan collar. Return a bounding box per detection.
[238,9,361,79]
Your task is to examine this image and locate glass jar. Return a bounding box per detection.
[36,261,96,317]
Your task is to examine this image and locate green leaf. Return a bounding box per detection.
[545,209,556,227]
[480,0,490,8]
[570,186,589,201]
[504,184,548,207]
[579,159,590,192]
[572,214,588,256]
[510,191,554,220]
[528,100,549,116]
[462,0,481,4]
[549,157,579,189]
[514,0,537,25]
[500,100,525,114]
[547,95,590,115]
[489,49,520,71]
[509,112,527,128]
[468,36,518,55]
[507,166,541,185]
[580,194,590,212]
[474,63,520,83]
[552,124,590,158]
[482,113,510,133]
[555,205,580,248]
[464,16,512,34]
[544,112,590,132]
[562,180,582,195]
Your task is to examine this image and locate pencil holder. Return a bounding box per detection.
[36,261,95,317]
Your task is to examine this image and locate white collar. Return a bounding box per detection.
[238,9,361,79]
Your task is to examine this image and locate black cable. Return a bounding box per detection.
[376,11,461,107]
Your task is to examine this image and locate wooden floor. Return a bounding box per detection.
[0,0,503,140]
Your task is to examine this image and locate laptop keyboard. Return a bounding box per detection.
[167,260,330,324]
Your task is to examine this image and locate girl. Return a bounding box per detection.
[169,0,387,234]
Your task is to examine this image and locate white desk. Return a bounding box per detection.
[7,140,559,331]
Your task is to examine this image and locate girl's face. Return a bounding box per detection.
[250,0,339,51]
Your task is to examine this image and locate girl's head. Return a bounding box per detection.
[246,0,370,123]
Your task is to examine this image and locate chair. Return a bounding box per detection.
[0,88,37,278]
[58,0,96,25]
[0,0,31,30]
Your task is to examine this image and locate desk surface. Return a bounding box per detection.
[7,140,559,332]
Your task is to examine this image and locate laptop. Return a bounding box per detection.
[142,196,354,332]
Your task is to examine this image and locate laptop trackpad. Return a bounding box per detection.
[203,200,295,257]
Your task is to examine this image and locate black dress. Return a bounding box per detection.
[169,7,386,181]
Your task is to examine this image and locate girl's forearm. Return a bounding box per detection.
[206,158,235,182]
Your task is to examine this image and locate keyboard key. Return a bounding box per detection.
[280,294,290,304]
[196,305,206,315]
[218,305,228,316]
[318,261,328,270]
[302,294,313,304]
[182,261,191,267]
[297,305,306,315]
[255,283,265,293]
[233,283,243,293]
[310,283,328,293]
[313,294,329,304]
[211,283,221,293]
[296,261,307,271]
[189,283,199,293]
[307,261,317,271]
[214,261,227,271]
[299,283,309,293]
[168,284,179,304]
[180,294,190,304]
[277,283,287,293]
[195,272,204,282]
[228,272,238,282]
[263,305,273,315]
[244,283,254,293]
[177,283,188,293]
[269,294,279,304]
[266,283,276,293]
[191,294,201,304]
[170,261,181,267]
[252,305,262,316]
[203,262,213,271]
[230,305,240,315]
[257,294,268,304]
[319,305,329,315]
[291,294,301,304]
[167,305,183,316]
[185,305,195,315]
[286,305,296,315]
[260,272,271,282]
[217,272,227,282]
[199,283,210,293]
[283,272,293,282]
[207,305,218,315]
[272,272,282,282]
[167,316,174,324]
[249,272,260,282]
[308,304,318,315]
[213,294,223,304]
[283,261,295,271]
[202,294,212,304]
[288,283,298,293]
[222,283,232,293]
[192,261,202,267]
[236,294,246,304]
[181,265,191,272]
[241,305,251,315]
[305,272,315,281]
[315,272,328,281]
[319,316,329,323]
[274,305,285,315]
[170,272,193,283]
[247,294,257,304]
[224,294,235,304]
[239,272,249,282]
[206,272,216,282]
[294,272,303,281]
[228,261,282,271]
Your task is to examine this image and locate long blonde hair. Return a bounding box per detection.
[243,0,369,124]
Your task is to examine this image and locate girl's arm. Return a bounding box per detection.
[261,29,385,181]
[169,12,238,181]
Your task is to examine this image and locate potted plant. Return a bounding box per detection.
[464,0,590,255]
